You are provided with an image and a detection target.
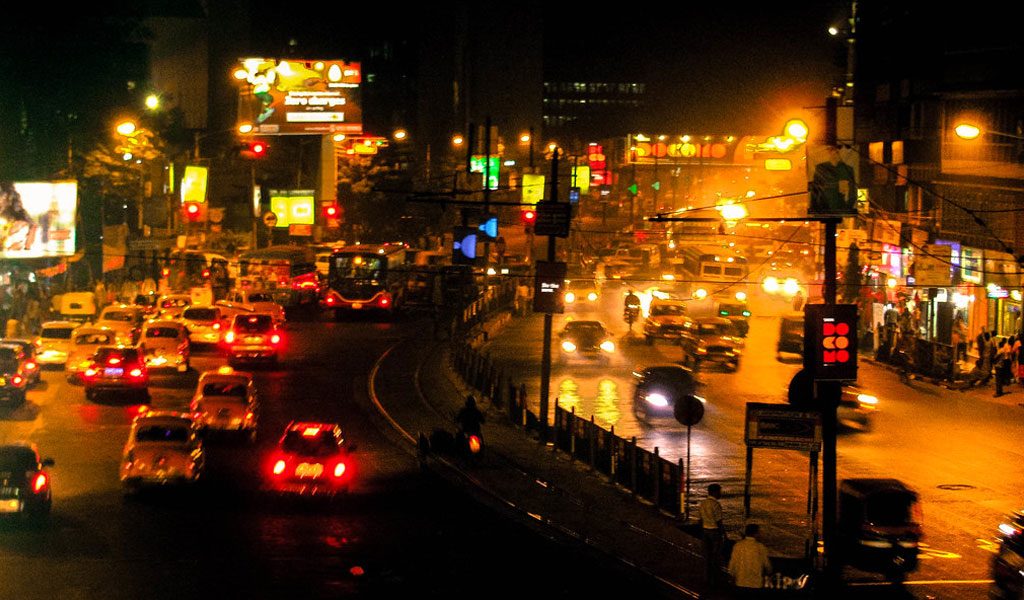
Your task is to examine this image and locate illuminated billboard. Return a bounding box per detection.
[269,189,315,228]
[1,181,77,258]
[235,58,362,136]
[180,166,209,204]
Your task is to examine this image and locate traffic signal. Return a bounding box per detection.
[240,140,268,159]
[183,201,204,222]
[521,208,537,232]
[323,204,340,219]
[804,304,858,381]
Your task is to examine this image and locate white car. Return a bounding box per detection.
[190,367,259,441]
[64,326,118,383]
[34,321,79,367]
[139,319,191,372]
[95,304,144,346]
[120,410,205,493]
[179,306,226,345]
[224,289,286,325]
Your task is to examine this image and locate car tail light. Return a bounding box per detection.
[245,411,254,420]
[11,375,24,387]
[224,331,236,344]
[83,367,98,378]
[129,368,144,378]
[32,472,48,493]
[24,361,37,371]
[467,435,482,454]
[272,459,287,476]
[270,334,281,345]
[333,462,347,478]
[378,294,391,307]
[108,357,121,366]
[212,322,221,330]
[325,296,336,305]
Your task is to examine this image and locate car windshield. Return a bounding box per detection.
[864,493,915,527]
[183,308,217,321]
[161,298,190,308]
[565,322,605,336]
[75,332,114,345]
[0,448,35,472]
[102,311,134,322]
[281,431,340,457]
[0,348,19,372]
[234,315,273,333]
[95,348,140,363]
[135,425,190,443]
[248,293,273,303]
[202,382,247,397]
[651,304,685,316]
[146,327,181,338]
[42,327,74,340]
[134,295,157,306]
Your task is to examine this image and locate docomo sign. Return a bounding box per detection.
[805,304,858,381]
[628,134,737,164]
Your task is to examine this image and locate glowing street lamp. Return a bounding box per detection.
[953,122,1024,141]
[393,128,408,141]
[452,134,464,146]
[116,120,138,136]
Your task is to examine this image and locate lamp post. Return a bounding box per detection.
[953,123,1024,141]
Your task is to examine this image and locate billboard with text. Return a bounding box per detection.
[2,181,77,258]
[235,58,362,135]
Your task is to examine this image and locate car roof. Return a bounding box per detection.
[566,320,604,327]
[0,338,35,346]
[0,443,39,460]
[71,326,116,336]
[198,370,252,384]
[40,320,81,329]
[134,411,193,425]
[839,478,917,499]
[143,319,185,328]
[636,364,691,377]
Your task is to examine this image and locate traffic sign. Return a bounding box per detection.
[627,183,639,196]
[533,261,567,314]
[262,211,278,227]
[674,395,705,426]
[744,402,822,452]
[534,202,572,238]
[652,181,661,191]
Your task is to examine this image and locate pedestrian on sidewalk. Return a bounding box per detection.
[996,337,1014,397]
[699,483,726,588]
[728,523,772,598]
[952,314,967,364]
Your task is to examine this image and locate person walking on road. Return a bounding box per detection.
[995,337,1014,397]
[728,523,772,598]
[699,483,725,588]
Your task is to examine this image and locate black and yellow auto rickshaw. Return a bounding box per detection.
[777,312,804,359]
[837,478,923,581]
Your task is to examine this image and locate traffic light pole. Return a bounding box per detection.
[538,149,558,443]
[820,218,841,587]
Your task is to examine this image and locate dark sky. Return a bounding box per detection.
[543,2,849,133]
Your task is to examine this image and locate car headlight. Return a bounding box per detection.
[763,277,779,293]
[783,278,800,296]
[735,291,747,301]
[561,340,577,353]
[645,393,669,407]
[696,347,707,354]
[600,340,615,353]
[565,292,576,304]
[587,292,598,302]
[856,393,878,407]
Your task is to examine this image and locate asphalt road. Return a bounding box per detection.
[0,313,666,599]
[480,286,1023,599]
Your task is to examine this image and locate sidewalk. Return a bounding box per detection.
[369,318,815,599]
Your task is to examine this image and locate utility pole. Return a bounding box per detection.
[483,117,492,269]
[538,148,559,442]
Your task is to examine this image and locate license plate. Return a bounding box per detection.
[0,499,21,513]
[295,462,323,478]
[351,303,362,310]
[104,367,124,377]
[244,336,263,344]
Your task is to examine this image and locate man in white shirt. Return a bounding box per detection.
[729,523,772,597]
[698,483,725,587]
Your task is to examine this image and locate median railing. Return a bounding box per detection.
[451,342,686,517]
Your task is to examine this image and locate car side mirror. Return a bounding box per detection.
[42,457,55,467]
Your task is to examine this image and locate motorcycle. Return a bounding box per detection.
[455,428,483,460]
[623,304,641,330]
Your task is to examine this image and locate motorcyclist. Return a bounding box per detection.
[455,395,485,437]
[623,290,641,324]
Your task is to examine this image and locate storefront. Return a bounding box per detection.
[983,250,1022,337]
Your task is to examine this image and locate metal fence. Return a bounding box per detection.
[452,342,685,517]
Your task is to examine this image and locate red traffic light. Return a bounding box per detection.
[240,140,268,158]
[183,201,202,222]
[324,204,339,218]
[521,209,537,225]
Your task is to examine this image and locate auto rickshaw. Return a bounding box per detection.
[776,312,804,359]
[837,478,923,582]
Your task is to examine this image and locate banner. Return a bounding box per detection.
[2,181,77,258]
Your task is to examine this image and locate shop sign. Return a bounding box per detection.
[987,284,1009,299]
[870,219,902,246]
[961,247,983,284]
[913,244,953,286]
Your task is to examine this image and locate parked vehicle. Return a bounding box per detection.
[837,478,923,582]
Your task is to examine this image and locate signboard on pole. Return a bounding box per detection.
[745,402,822,451]
[807,145,859,216]
[534,202,572,238]
[804,303,859,381]
[533,261,567,313]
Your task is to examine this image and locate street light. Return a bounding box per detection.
[953,122,1024,141]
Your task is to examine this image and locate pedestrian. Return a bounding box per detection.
[699,483,726,588]
[728,523,772,598]
[996,337,1014,397]
[975,326,988,369]
[978,331,994,386]
[791,290,804,312]
[952,314,967,364]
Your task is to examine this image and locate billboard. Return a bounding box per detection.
[1,181,77,258]
[807,145,859,216]
[268,189,315,228]
[180,166,208,204]
[235,58,362,136]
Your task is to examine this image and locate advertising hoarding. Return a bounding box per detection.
[807,145,859,216]
[2,181,77,258]
[268,189,315,228]
[235,58,362,135]
[180,166,208,204]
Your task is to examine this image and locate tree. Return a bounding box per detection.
[842,242,861,304]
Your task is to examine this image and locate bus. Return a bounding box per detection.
[323,243,409,317]
[667,248,749,299]
[236,245,320,309]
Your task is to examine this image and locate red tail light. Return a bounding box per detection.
[270,334,281,345]
[272,459,287,476]
[224,331,236,344]
[24,361,37,371]
[11,375,24,387]
[212,322,221,330]
[378,294,391,307]
[129,368,144,378]
[108,357,121,366]
[325,296,336,305]
[333,462,347,478]
[32,472,47,493]
[468,434,482,454]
